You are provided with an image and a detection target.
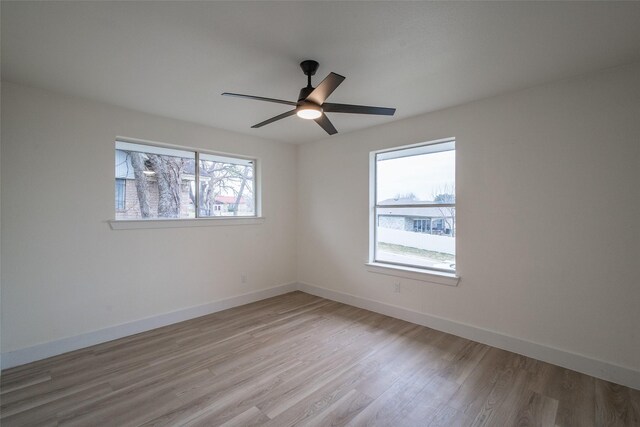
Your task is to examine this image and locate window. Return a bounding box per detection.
[413,219,429,233]
[115,178,126,211]
[372,139,455,273]
[198,153,255,218]
[115,140,256,220]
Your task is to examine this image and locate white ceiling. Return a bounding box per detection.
[3,1,640,144]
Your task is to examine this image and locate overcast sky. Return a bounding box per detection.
[377,150,455,202]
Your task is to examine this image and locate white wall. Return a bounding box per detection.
[1,82,297,353]
[297,63,640,373]
[2,62,639,385]
[1,79,3,368]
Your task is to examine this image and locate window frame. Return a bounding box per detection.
[369,137,456,275]
[112,137,261,225]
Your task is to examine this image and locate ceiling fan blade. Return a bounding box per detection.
[251,109,298,128]
[314,114,338,135]
[222,92,297,106]
[322,102,396,116]
[305,72,345,105]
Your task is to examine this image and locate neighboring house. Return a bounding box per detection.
[212,195,249,214]
[377,197,455,236]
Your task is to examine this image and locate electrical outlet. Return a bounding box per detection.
[393,281,401,293]
[241,274,247,284]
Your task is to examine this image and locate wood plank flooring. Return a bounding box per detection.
[1,291,638,426]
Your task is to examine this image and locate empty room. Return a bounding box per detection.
[1,1,639,426]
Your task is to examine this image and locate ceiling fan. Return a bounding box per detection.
[222,60,396,136]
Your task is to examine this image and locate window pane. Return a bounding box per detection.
[198,154,255,217]
[376,148,455,205]
[376,206,456,271]
[374,141,455,272]
[115,178,126,211]
[115,144,195,219]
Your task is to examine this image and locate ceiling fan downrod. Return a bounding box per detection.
[298,60,319,101]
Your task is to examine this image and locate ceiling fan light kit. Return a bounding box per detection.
[296,102,322,120]
[222,60,396,136]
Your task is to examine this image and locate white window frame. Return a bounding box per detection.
[110,137,263,230]
[368,137,458,282]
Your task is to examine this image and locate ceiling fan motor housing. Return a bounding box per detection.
[298,86,314,102]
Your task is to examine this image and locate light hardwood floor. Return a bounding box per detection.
[1,291,638,426]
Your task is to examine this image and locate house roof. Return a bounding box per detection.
[378,207,453,218]
[377,197,439,206]
[214,196,246,205]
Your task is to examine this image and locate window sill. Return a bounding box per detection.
[365,262,460,286]
[109,217,265,230]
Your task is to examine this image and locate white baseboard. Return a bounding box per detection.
[297,281,640,391]
[4,281,638,391]
[1,282,297,370]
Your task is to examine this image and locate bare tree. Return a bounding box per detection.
[126,150,252,219]
[196,161,253,216]
[127,152,185,218]
[433,184,456,237]
[129,152,151,217]
[148,155,184,218]
[232,166,251,216]
[393,192,417,201]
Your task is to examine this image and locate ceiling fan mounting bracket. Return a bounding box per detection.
[299,60,319,77]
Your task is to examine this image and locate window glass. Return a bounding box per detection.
[198,154,255,217]
[115,178,126,211]
[115,141,256,220]
[373,140,455,273]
